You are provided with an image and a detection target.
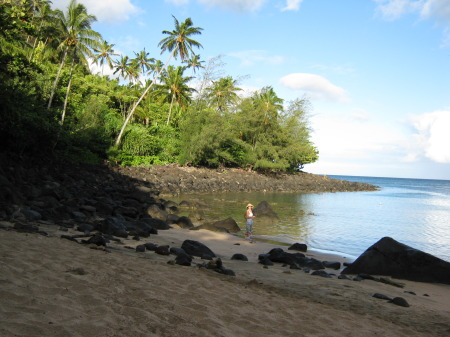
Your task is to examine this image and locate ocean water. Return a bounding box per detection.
[171,176,450,262]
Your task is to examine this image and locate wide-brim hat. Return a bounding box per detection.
[246,203,254,208]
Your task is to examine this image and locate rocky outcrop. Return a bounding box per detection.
[114,165,378,195]
[342,237,450,284]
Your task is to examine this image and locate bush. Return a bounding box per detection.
[107,148,164,166]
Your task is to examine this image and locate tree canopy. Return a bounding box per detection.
[0,0,318,172]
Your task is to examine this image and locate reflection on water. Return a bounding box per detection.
[169,176,450,262]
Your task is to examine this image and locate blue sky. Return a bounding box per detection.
[52,0,450,180]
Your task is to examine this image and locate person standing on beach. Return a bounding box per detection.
[244,203,255,241]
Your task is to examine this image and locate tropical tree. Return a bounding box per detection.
[254,86,284,127]
[155,65,195,125]
[113,55,131,81]
[27,0,55,61]
[115,15,203,146]
[205,76,242,112]
[93,39,118,75]
[132,48,155,76]
[149,59,164,79]
[183,54,205,74]
[47,0,101,112]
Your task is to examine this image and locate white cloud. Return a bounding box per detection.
[374,0,450,23]
[52,0,138,22]
[228,50,286,66]
[167,0,303,12]
[410,109,450,163]
[306,112,411,176]
[373,0,418,20]
[421,0,450,23]
[197,0,267,12]
[279,73,349,102]
[311,113,402,159]
[165,0,190,5]
[282,0,303,11]
[350,109,371,122]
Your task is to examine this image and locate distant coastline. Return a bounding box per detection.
[114,165,378,195]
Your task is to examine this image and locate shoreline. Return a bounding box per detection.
[1,225,450,336]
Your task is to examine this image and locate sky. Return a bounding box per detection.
[51,0,450,180]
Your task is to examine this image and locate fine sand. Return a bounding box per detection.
[1,224,449,337]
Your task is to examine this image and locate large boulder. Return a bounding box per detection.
[194,217,240,233]
[253,201,279,222]
[175,216,194,229]
[181,240,216,259]
[342,237,450,284]
[97,216,128,238]
[146,204,168,221]
[140,217,170,230]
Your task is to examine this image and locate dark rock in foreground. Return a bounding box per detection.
[342,237,450,284]
[200,258,235,276]
[231,253,248,261]
[181,239,216,259]
[288,243,308,252]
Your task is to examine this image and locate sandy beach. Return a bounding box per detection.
[1,223,449,337]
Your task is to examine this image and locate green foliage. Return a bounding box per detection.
[0,0,319,171]
[107,148,164,166]
[0,0,35,42]
[120,124,162,156]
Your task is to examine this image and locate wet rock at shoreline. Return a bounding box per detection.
[193,217,240,233]
[342,237,450,285]
[288,243,308,252]
[253,201,279,222]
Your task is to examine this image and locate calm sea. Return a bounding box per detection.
[171,175,450,262]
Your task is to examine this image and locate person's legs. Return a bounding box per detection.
[245,219,253,240]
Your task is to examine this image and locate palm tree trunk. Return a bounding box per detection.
[166,94,175,125]
[29,20,44,61]
[115,51,174,146]
[47,47,68,109]
[61,59,75,125]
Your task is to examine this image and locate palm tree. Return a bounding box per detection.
[254,86,283,126]
[183,54,204,74]
[27,0,54,61]
[205,76,242,112]
[93,39,118,75]
[115,15,203,146]
[132,48,155,77]
[149,59,164,79]
[113,55,131,81]
[47,0,101,112]
[155,65,195,125]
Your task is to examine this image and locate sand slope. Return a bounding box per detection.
[1,227,449,337]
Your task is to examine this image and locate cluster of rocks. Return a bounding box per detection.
[0,159,211,241]
[115,165,378,194]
